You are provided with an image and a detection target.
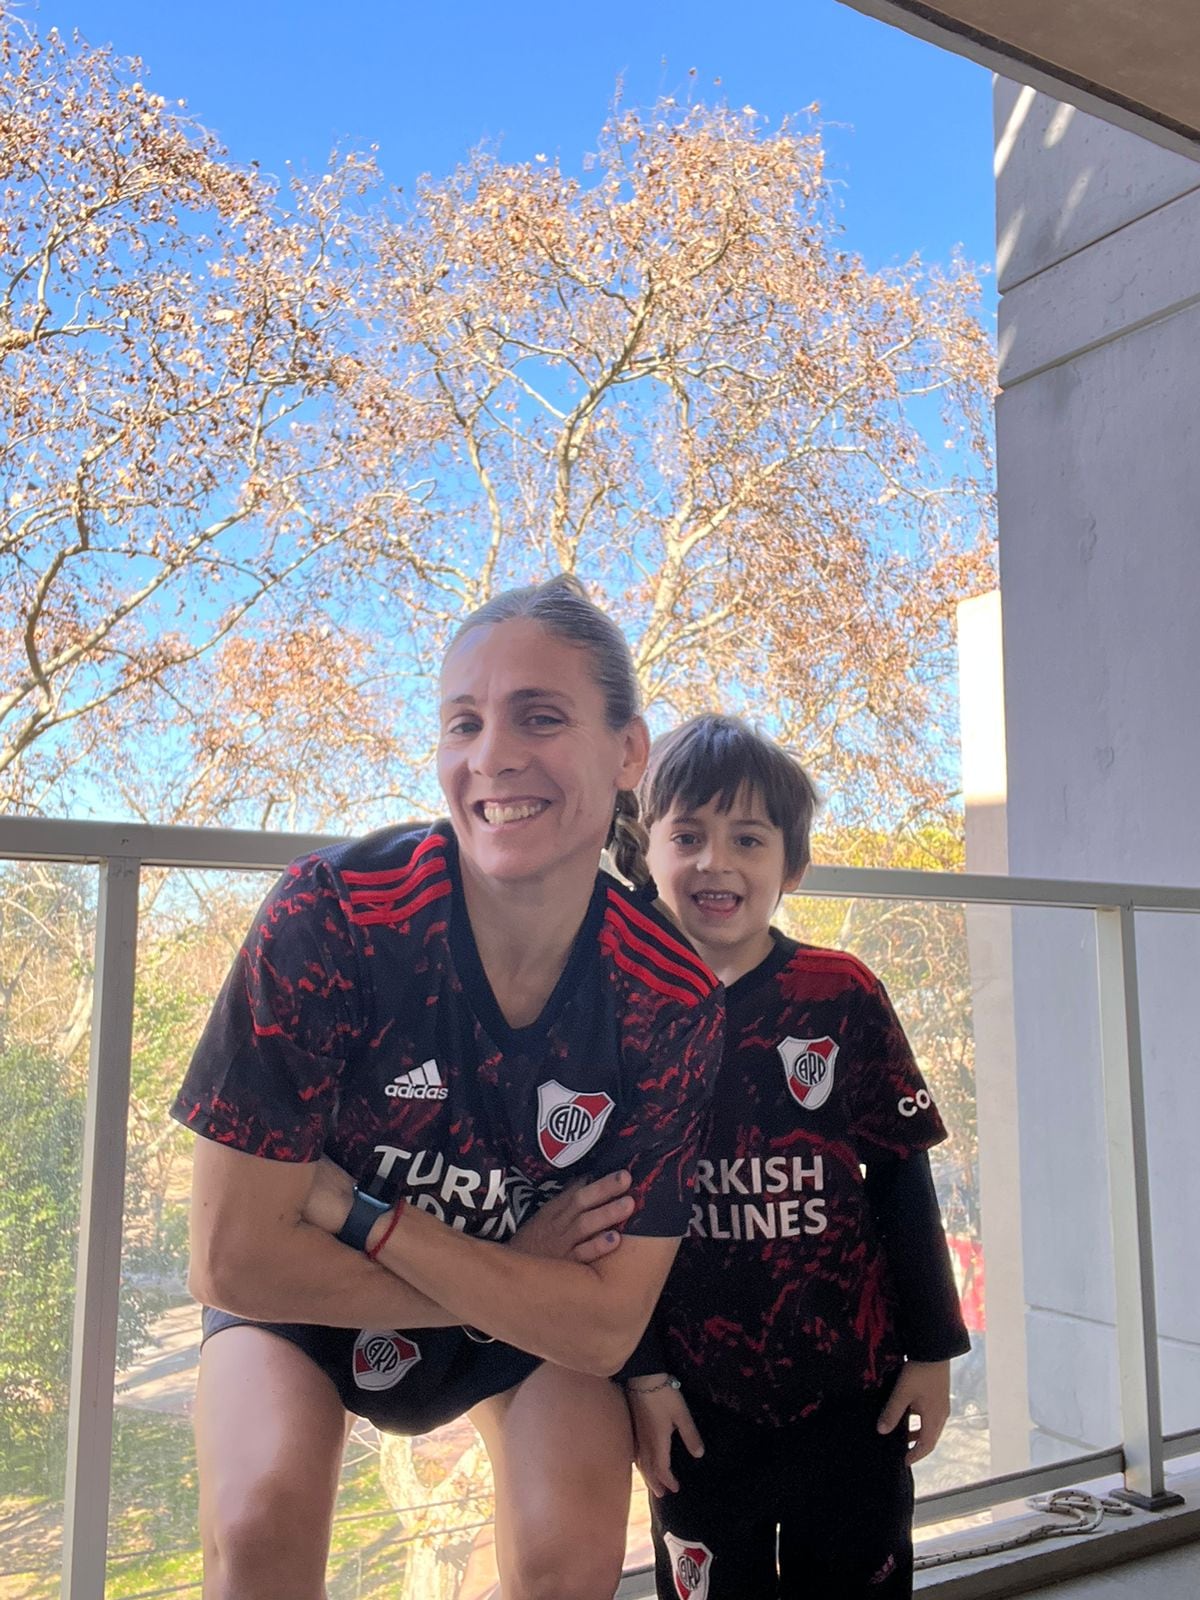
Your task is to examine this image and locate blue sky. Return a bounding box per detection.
[12,1,999,824]
[44,0,997,303]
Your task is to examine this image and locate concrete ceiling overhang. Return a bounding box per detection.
[838,0,1200,161]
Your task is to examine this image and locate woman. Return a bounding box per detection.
[175,576,723,1600]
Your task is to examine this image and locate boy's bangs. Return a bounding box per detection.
[659,738,781,826]
[645,724,794,831]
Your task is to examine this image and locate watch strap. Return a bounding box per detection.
[335,1187,391,1252]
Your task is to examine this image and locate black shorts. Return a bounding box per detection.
[651,1383,913,1600]
[201,1308,541,1435]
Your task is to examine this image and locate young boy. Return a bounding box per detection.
[626,714,970,1600]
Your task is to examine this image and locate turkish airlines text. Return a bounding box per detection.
[687,1153,827,1240]
[372,1145,558,1239]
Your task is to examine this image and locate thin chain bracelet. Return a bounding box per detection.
[625,1375,681,1394]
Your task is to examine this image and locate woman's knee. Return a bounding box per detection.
[504,1532,627,1600]
[194,1327,346,1598]
[204,1467,334,1597]
[479,1366,632,1599]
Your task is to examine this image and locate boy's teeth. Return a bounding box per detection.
[696,891,737,904]
[482,800,545,825]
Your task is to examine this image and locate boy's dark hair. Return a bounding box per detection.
[640,715,820,878]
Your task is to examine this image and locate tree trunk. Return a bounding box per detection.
[378,1422,496,1600]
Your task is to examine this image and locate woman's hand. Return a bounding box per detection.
[877,1359,951,1464]
[300,1156,356,1237]
[510,1169,635,1265]
[627,1378,704,1497]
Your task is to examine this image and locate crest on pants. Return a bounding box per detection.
[663,1533,713,1600]
[536,1079,615,1167]
[352,1330,421,1391]
[778,1035,838,1111]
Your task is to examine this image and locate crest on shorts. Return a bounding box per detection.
[536,1079,615,1168]
[352,1329,421,1391]
[663,1534,713,1600]
[778,1035,838,1111]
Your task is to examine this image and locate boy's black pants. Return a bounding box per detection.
[650,1382,914,1599]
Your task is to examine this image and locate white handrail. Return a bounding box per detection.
[3,812,1200,910]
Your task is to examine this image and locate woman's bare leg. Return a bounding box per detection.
[194,1326,349,1600]
[472,1365,633,1600]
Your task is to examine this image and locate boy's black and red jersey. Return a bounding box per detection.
[644,932,967,1427]
[173,823,723,1241]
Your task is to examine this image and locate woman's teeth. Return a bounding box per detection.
[481,800,547,825]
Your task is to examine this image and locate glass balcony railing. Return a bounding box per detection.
[0,815,1196,1599]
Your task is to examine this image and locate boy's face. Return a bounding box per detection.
[646,785,803,980]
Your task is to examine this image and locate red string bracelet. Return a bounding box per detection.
[365,1196,406,1262]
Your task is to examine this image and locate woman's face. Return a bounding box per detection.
[437,618,648,892]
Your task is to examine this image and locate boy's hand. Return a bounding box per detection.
[509,1169,635,1265]
[627,1378,704,1497]
[877,1359,951,1464]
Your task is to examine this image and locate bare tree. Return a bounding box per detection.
[0,15,434,815]
[2,15,994,849]
[359,101,994,831]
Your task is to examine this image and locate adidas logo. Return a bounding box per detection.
[386,1059,448,1101]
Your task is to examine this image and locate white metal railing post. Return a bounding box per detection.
[61,856,142,1598]
[1094,903,1182,1510]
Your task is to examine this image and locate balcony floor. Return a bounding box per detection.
[1036,1538,1199,1597]
[916,1463,1200,1600]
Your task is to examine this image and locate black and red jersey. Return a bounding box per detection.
[173,824,723,1241]
[647,931,965,1426]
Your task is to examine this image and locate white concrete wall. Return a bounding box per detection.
[994,79,1200,1453]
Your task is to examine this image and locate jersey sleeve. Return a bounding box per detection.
[611,989,724,1238]
[866,1151,971,1362]
[618,1317,672,1382]
[844,976,947,1156]
[171,854,370,1161]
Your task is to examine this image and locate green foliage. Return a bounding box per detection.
[0,1411,408,1598]
[103,1409,203,1597]
[0,1045,159,1493]
[0,1046,85,1480]
[781,822,980,1237]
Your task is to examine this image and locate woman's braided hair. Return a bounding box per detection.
[609,786,653,891]
[449,576,653,890]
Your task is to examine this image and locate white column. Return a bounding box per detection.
[958,590,1030,1473]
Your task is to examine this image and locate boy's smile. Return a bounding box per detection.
[692,888,742,919]
[646,787,804,986]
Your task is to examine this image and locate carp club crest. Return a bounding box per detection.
[778,1035,838,1111]
[536,1079,615,1168]
[352,1330,421,1391]
[663,1534,713,1600]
